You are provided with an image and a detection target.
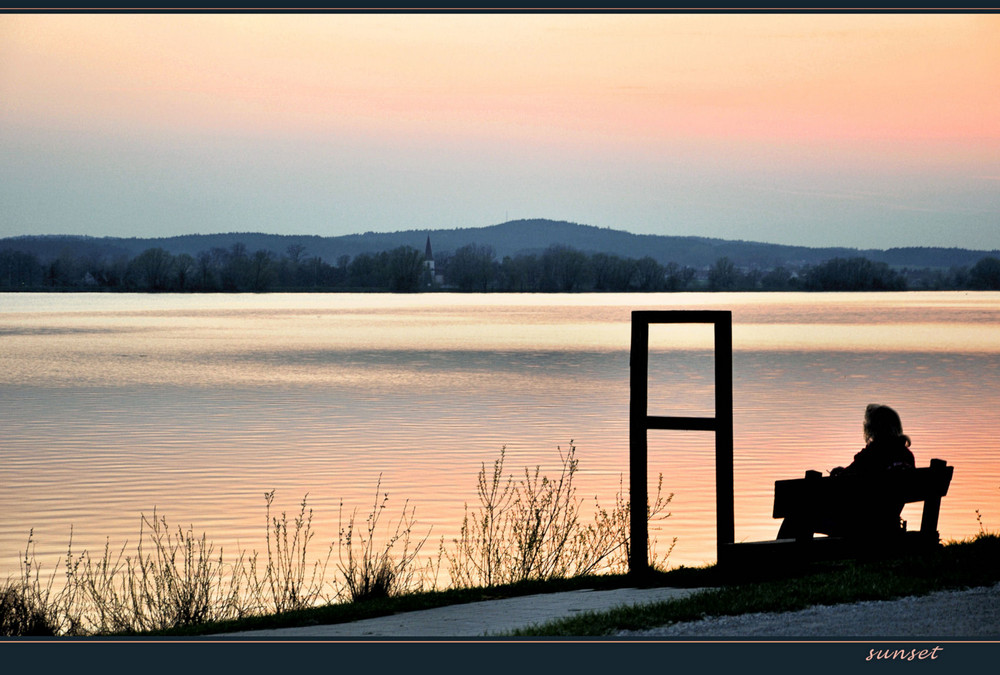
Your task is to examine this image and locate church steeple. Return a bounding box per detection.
[423,235,436,286]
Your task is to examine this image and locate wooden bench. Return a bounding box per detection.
[719,458,954,571]
[773,458,954,542]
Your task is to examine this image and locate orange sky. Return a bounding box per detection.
[1,13,998,247]
[4,14,997,141]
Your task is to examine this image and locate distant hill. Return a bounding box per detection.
[3,219,996,271]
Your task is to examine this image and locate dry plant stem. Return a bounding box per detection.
[338,475,432,602]
[0,530,58,636]
[448,442,675,587]
[446,447,516,588]
[4,443,675,635]
[264,491,329,613]
[4,493,337,635]
[69,511,251,633]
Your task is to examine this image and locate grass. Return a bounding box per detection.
[504,532,1000,637]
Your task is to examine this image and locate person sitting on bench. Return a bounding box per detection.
[777,404,916,540]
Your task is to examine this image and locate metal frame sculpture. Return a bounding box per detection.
[629,310,734,575]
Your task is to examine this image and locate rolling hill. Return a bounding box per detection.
[2,219,996,271]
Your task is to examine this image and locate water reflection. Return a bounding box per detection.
[1,292,998,577]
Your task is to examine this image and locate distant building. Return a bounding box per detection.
[424,236,435,275]
[424,236,444,287]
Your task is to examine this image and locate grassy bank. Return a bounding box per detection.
[7,534,997,638]
[4,441,996,638]
[506,532,1000,637]
[153,532,1000,637]
[1,443,674,636]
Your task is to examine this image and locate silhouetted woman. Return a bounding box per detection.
[777,404,915,539]
[831,404,915,478]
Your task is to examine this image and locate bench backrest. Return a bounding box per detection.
[773,458,953,537]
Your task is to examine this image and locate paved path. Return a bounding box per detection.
[215,583,1000,639]
[219,587,705,638]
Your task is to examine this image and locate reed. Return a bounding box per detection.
[2,443,675,636]
[337,476,433,602]
[446,443,674,588]
[263,491,331,613]
[2,500,326,635]
[1,531,58,636]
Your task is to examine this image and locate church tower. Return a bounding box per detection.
[424,236,435,274]
[423,235,436,287]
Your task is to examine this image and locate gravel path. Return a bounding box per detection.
[619,582,1000,638]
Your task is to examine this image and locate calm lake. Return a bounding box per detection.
[2,291,999,582]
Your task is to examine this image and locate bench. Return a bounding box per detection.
[773,457,954,541]
[719,458,954,571]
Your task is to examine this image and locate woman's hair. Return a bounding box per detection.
[863,404,911,447]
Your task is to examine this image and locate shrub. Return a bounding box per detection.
[264,491,331,613]
[337,476,432,602]
[0,583,55,636]
[447,443,674,588]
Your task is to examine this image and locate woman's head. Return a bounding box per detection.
[863,404,911,447]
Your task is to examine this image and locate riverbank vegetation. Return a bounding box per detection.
[3,240,999,293]
[5,443,997,637]
[1,443,673,636]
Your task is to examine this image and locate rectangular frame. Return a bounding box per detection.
[629,310,733,575]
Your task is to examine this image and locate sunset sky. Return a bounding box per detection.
[1,12,998,249]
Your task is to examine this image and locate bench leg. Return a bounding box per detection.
[920,496,943,539]
[777,518,814,541]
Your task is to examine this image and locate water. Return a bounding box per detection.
[1,291,998,580]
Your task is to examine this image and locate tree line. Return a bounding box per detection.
[2,241,999,292]
[0,243,431,293]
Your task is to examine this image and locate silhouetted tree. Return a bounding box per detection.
[0,249,42,288]
[968,256,1000,290]
[250,249,275,291]
[383,246,425,292]
[708,257,740,291]
[173,253,196,291]
[43,248,82,288]
[12,234,981,294]
[591,253,634,291]
[803,257,906,291]
[347,252,381,288]
[286,244,307,265]
[743,268,762,290]
[131,247,175,291]
[761,266,793,291]
[195,251,218,290]
[274,244,307,288]
[664,262,696,291]
[634,256,666,291]
[499,253,541,291]
[220,243,253,290]
[448,243,497,291]
[951,265,970,289]
[541,245,590,292]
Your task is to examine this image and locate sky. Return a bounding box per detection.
[1,12,998,250]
